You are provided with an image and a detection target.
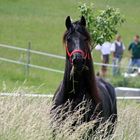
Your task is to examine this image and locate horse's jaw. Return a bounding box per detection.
[67,66,90,95]
[70,65,89,78]
[64,59,90,94]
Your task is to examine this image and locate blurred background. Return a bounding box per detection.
[0,0,140,94]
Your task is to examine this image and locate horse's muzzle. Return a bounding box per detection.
[72,53,85,71]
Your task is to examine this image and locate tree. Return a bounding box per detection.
[78,3,125,51]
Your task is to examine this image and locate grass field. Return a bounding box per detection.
[0,1,140,139]
[0,96,140,140]
[0,0,140,93]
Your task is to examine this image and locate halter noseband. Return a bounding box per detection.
[65,45,91,63]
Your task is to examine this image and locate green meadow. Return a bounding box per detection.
[0,0,140,93]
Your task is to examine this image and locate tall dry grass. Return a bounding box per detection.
[0,95,140,140]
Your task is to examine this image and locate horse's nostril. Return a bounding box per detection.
[72,53,85,67]
[73,58,79,65]
[72,56,84,66]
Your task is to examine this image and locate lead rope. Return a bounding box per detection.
[69,66,76,94]
[69,65,89,94]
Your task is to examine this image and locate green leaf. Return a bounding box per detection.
[78,3,125,49]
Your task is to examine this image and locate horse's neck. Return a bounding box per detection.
[85,59,101,103]
[62,57,101,104]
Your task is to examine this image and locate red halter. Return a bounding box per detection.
[65,45,91,63]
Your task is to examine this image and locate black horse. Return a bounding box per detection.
[51,16,117,138]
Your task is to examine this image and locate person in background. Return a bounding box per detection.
[111,34,125,76]
[95,41,112,77]
[128,35,140,73]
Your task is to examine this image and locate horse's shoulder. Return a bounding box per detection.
[52,81,65,104]
[52,82,61,100]
[96,77,117,114]
[96,77,115,94]
[96,77,108,92]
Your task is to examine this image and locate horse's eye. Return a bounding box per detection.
[67,39,71,42]
[67,37,72,42]
[82,36,88,41]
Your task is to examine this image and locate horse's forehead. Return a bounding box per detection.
[73,24,86,36]
[73,23,82,31]
[70,27,83,38]
[71,31,80,38]
[68,30,80,39]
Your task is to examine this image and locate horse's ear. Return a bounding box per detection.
[65,16,72,30]
[80,16,86,27]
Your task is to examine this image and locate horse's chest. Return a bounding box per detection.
[68,89,92,107]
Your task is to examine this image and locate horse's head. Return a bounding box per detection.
[63,16,91,72]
